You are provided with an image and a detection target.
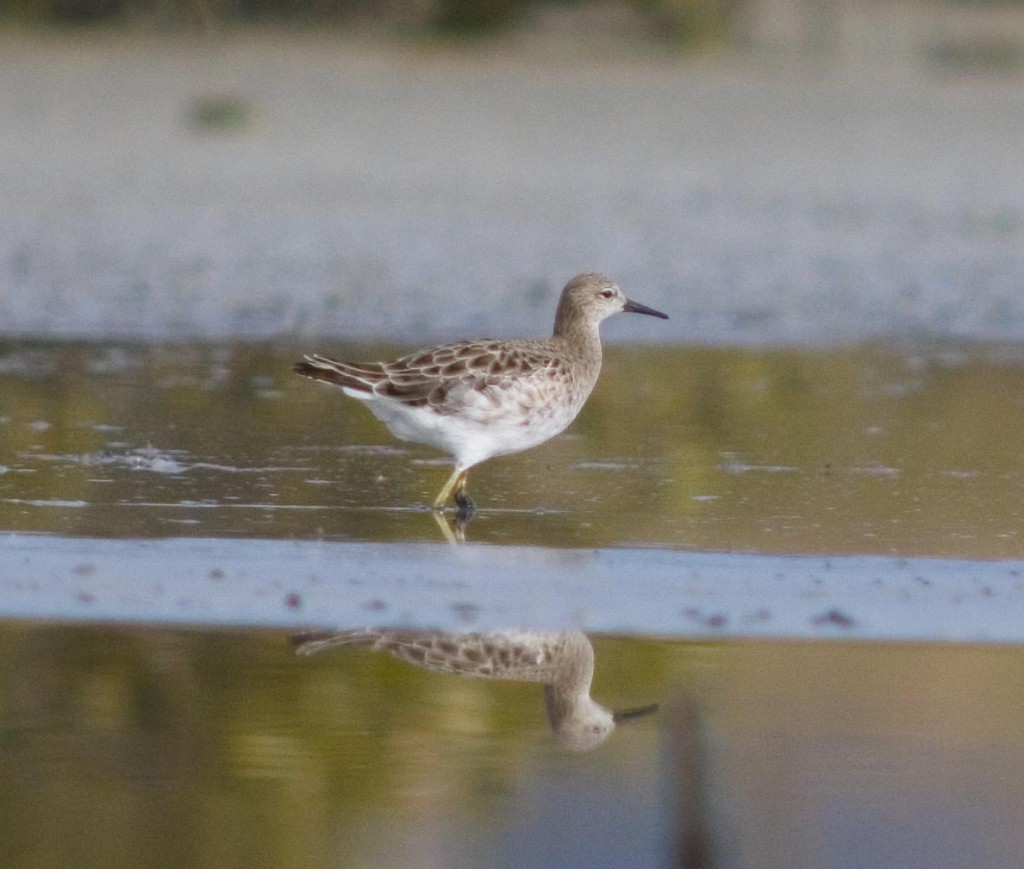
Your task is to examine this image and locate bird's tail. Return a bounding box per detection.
[289,630,380,656]
[293,354,382,393]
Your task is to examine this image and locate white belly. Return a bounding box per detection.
[347,380,587,470]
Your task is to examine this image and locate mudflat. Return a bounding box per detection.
[2,30,1022,343]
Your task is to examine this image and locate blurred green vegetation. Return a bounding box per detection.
[0,0,738,45]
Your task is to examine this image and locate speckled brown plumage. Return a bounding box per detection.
[295,340,583,415]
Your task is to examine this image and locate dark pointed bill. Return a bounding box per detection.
[612,703,660,725]
[623,298,669,319]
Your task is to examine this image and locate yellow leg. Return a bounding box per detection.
[453,473,477,518]
[433,467,467,510]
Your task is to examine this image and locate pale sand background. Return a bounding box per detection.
[2,30,1023,344]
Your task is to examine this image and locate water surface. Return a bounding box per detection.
[2,626,1023,869]
[2,339,1022,556]
[2,339,1023,869]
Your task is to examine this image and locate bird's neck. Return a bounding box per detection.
[553,315,603,364]
[553,294,592,337]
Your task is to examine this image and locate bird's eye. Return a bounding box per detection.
[599,289,615,299]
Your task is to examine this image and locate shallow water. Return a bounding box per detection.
[3,627,1024,869]
[2,339,1023,556]
[3,339,1024,868]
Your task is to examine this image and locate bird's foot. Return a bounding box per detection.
[454,490,478,522]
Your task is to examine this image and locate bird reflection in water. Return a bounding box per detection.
[291,629,658,752]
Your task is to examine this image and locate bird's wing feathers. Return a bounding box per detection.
[380,630,564,681]
[293,355,390,391]
[295,343,565,411]
[293,629,566,682]
[289,630,378,655]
